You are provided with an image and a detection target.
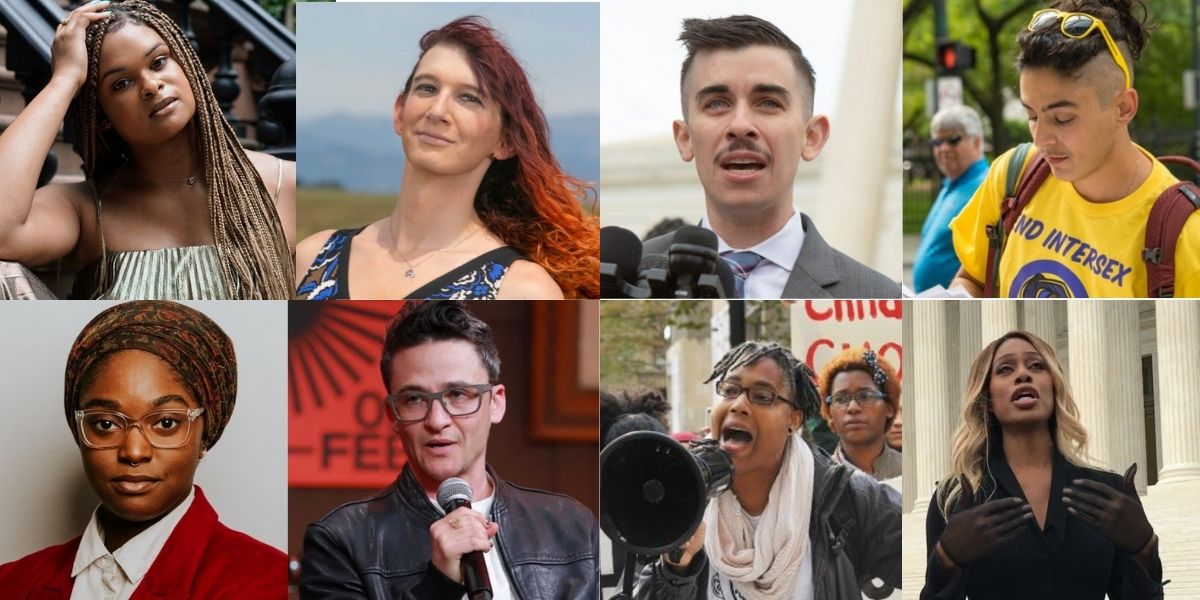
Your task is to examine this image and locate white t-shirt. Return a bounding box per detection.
[710,513,814,600]
[427,492,516,600]
[70,487,196,600]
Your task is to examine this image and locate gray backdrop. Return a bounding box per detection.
[0,300,287,562]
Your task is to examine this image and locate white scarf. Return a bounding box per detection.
[703,433,815,600]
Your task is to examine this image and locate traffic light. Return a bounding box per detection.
[936,40,976,75]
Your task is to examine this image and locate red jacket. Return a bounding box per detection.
[0,486,286,599]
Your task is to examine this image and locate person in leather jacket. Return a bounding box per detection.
[631,341,901,599]
[298,301,598,599]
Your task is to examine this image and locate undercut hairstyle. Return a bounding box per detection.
[678,15,816,116]
[1016,0,1151,88]
[704,341,820,419]
[400,16,600,298]
[71,0,293,299]
[379,301,501,393]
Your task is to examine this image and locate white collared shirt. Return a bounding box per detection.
[70,487,195,600]
[702,211,805,299]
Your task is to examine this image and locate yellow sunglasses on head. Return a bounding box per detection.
[1027,9,1131,90]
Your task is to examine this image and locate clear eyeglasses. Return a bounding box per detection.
[826,389,888,408]
[385,384,493,423]
[74,407,205,449]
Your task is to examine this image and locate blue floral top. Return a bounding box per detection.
[295,227,522,300]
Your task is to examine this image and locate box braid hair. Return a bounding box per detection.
[704,341,820,418]
[69,0,293,299]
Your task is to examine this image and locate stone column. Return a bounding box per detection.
[912,302,959,513]
[981,301,1020,345]
[957,301,982,400]
[1154,300,1200,485]
[902,301,916,513]
[1023,301,1062,348]
[1068,301,1147,491]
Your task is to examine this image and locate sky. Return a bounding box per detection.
[296,2,600,121]
[599,0,854,144]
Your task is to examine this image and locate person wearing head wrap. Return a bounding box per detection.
[0,300,286,598]
[818,347,902,481]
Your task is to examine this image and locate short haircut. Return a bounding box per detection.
[678,15,816,116]
[379,301,501,392]
[930,105,984,140]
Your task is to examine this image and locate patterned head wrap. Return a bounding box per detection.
[64,301,237,450]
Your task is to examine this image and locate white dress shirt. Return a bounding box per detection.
[702,211,806,299]
[70,487,196,600]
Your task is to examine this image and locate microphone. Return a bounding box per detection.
[600,227,650,298]
[667,226,719,298]
[437,478,493,600]
[638,254,672,298]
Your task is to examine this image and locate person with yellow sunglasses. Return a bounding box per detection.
[948,0,1200,299]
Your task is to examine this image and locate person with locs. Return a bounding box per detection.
[633,340,901,599]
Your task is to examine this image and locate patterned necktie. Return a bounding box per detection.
[722,251,764,298]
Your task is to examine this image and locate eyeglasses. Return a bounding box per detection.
[386,384,493,423]
[826,389,887,408]
[714,380,791,407]
[1027,9,1131,90]
[75,408,205,449]
[930,134,964,149]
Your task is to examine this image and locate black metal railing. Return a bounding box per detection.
[0,0,296,178]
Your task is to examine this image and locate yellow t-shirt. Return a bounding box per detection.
[950,145,1200,298]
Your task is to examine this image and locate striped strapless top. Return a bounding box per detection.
[70,245,229,300]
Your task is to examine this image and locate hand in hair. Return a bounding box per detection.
[937,475,1033,567]
[1062,463,1155,554]
[52,1,112,91]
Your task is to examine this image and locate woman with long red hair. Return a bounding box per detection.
[295,16,598,300]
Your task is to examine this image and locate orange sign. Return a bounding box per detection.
[288,301,407,488]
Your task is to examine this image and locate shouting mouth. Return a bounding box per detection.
[720,423,754,455]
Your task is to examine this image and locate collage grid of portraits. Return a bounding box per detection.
[0,1,1198,600]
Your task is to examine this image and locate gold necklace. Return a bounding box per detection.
[390,222,485,278]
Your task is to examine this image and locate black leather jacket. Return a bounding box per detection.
[300,465,599,599]
[632,444,901,599]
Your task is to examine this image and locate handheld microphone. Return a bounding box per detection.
[437,478,493,600]
[600,227,650,298]
[637,254,673,298]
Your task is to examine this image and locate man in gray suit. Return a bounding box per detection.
[642,15,898,299]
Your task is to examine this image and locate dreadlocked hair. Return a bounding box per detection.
[69,0,293,299]
[704,341,819,418]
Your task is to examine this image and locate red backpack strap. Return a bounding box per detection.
[984,144,1051,297]
[1143,179,1200,298]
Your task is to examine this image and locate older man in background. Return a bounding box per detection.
[912,106,988,292]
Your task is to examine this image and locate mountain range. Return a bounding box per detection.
[296,111,599,194]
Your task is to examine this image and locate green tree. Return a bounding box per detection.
[903,0,1193,155]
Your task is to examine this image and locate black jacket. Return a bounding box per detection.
[299,464,599,599]
[631,443,902,599]
[921,446,1165,600]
